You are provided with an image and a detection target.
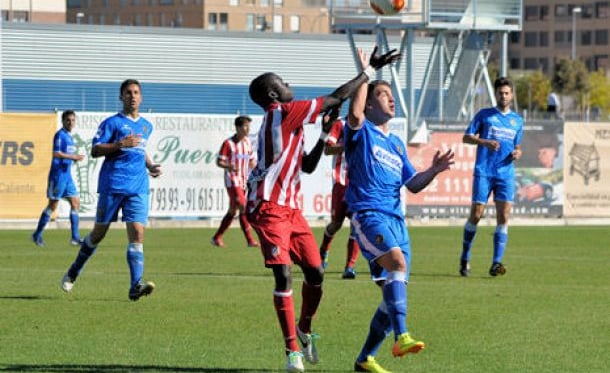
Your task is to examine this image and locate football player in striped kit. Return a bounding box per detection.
[246,47,400,373]
[211,115,259,248]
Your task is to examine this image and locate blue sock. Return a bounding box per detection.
[34,208,52,237]
[70,209,80,241]
[357,302,392,362]
[382,272,408,338]
[127,243,144,289]
[461,222,477,261]
[67,235,97,279]
[493,225,508,263]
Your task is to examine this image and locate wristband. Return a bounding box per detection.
[363,66,376,80]
[319,132,330,142]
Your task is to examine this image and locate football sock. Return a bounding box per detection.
[34,208,52,237]
[69,209,80,240]
[357,301,392,363]
[238,213,256,243]
[273,290,299,352]
[346,237,360,268]
[461,221,478,261]
[127,243,144,288]
[67,235,97,279]
[298,281,322,333]
[319,227,333,254]
[383,271,408,337]
[493,225,508,263]
[214,213,234,239]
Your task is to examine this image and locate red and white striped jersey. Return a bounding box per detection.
[248,97,323,209]
[218,135,254,189]
[326,118,348,186]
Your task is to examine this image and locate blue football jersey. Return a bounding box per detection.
[93,113,153,194]
[344,119,416,219]
[465,107,523,178]
[49,128,76,181]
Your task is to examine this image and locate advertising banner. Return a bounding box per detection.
[563,122,610,217]
[406,121,563,218]
[60,112,333,219]
[0,113,55,218]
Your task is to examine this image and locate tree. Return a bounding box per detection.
[587,70,610,120]
[552,58,589,109]
[514,70,552,114]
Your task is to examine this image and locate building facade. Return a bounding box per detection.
[65,0,330,34]
[1,0,66,23]
[508,1,609,73]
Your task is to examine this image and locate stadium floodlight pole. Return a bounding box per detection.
[571,7,582,60]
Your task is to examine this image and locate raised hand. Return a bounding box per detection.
[322,105,341,134]
[369,46,401,70]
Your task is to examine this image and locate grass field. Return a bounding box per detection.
[1,225,609,373]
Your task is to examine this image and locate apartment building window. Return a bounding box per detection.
[524,58,539,69]
[261,0,270,7]
[160,0,174,4]
[524,32,538,47]
[147,13,154,25]
[582,30,592,45]
[208,13,217,30]
[12,11,29,22]
[175,12,183,27]
[274,0,283,8]
[100,14,106,24]
[525,6,538,21]
[273,14,283,32]
[229,0,239,6]
[540,5,550,20]
[538,58,549,72]
[510,58,520,69]
[114,13,121,24]
[120,0,127,6]
[595,55,608,69]
[245,0,255,5]
[133,0,141,5]
[595,29,609,44]
[103,0,109,6]
[596,2,609,18]
[582,4,595,18]
[555,30,566,43]
[555,4,568,17]
[290,15,300,32]
[149,0,156,5]
[540,32,549,47]
[219,13,228,31]
[246,14,255,31]
[509,32,520,44]
[67,0,82,7]
[134,14,141,25]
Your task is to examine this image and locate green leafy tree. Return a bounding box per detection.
[552,58,589,111]
[587,70,610,119]
[514,70,552,113]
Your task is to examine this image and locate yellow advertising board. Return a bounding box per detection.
[563,122,610,217]
[0,113,56,218]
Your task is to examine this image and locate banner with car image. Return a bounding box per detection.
[563,122,610,217]
[406,120,564,218]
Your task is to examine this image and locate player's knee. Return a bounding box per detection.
[272,265,292,291]
[303,266,324,286]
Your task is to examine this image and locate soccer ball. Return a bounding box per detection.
[369,0,404,15]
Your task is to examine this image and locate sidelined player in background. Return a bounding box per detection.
[459,77,523,278]
[32,110,84,247]
[211,115,259,248]
[318,117,360,279]
[60,79,161,301]
[347,48,454,373]
[246,46,399,373]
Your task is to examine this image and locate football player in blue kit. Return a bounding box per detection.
[32,110,84,247]
[346,48,454,373]
[459,77,523,278]
[60,79,162,301]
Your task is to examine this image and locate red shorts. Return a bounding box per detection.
[247,201,321,268]
[227,186,246,210]
[331,183,348,223]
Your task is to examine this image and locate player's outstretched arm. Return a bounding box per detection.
[322,46,400,114]
[406,149,455,193]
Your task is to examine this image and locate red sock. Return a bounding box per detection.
[239,213,256,243]
[346,238,360,268]
[214,213,234,239]
[274,290,299,352]
[298,282,322,333]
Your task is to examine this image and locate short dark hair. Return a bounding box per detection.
[61,110,76,122]
[249,72,278,109]
[120,79,141,95]
[234,115,252,127]
[494,77,513,92]
[367,80,392,102]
